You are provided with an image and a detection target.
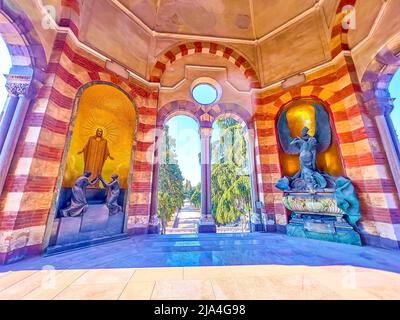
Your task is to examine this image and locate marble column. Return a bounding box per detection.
[0,85,32,195]
[0,93,19,154]
[198,126,216,233]
[369,99,400,199]
[148,125,163,234]
[246,127,263,231]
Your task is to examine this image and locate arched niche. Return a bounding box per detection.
[277,98,344,178]
[49,82,139,250]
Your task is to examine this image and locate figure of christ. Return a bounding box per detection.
[61,172,99,217]
[78,128,114,187]
[99,174,122,215]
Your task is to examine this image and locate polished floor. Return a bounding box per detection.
[0,264,400,300]
[0,232,400,300]
[1,233,400,273]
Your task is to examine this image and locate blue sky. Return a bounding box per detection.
[0,36,11,113]
[166,115,224,186]
[166,116,201,186]
[389,68,400,138]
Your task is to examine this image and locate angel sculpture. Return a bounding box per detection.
[275,104,333,192]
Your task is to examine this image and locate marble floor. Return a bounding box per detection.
[0,233,399,299]
[0,264,399,300]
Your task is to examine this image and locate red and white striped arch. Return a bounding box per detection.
[150,42,261,89]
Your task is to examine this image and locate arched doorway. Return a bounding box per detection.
[157,115,201,234]
[48,83,138,251]
[211,116,252,233]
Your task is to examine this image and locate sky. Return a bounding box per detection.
[166,115,227,186]
[0,36,12,114]
[389,68,400,139]
[166,115,201,186]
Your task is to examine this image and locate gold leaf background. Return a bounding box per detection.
[62,84,137,189]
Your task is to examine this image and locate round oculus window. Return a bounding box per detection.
[192,83,218,105]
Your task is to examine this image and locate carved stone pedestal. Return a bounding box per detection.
[250,212,264,232]
[283,191,361,245]
[148,215,161,234]
[198,216,217,233]
[48,204,126,254]
[287,213,361,246]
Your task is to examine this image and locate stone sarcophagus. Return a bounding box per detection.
[282,190,361,245]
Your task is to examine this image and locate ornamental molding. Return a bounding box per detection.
[4,74,32,96]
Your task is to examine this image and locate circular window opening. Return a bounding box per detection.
[192,83,217,105]
[191,78,222,105]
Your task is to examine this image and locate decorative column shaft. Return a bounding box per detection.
[198,126,216,233]
[148,125,163,234]
[246,127,263,231]
[246,128,258,214]
[0,73,32,196]
[369,99,400,199]
[0,94,19,154]
[0,95,31,194]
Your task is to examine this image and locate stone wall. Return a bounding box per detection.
[0,32,158,264]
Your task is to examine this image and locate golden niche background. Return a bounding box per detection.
[279,100,344,177]
[63,84,137,189]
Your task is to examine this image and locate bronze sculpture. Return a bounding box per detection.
[61,172,98,217]
[288,127,327,191]
[99,174,122,215]
[78,128,114,187]
[276,104,332,192]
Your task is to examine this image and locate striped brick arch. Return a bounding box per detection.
[0,3,47,76]
[361,39,400,106]
[157,100,253,129]
[361,36,400,198]
[330,0,357,58]
[150,42,261,89]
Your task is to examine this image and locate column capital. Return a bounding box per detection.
[5,74,32,97]
[367,98,394,117]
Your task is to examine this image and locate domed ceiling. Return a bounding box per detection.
[29,0,397,85]
[117,0,319,40]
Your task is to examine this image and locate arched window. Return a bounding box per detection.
[0,35,12,115]
[388,68,400,158]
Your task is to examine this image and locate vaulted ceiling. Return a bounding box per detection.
[18,0,399,86]
[117,0,319,40]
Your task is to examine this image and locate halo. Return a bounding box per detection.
[81,113,119,144]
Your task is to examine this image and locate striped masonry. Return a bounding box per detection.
[253,54,400,245]
[150,42,261,89]
[0,32,159,262]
